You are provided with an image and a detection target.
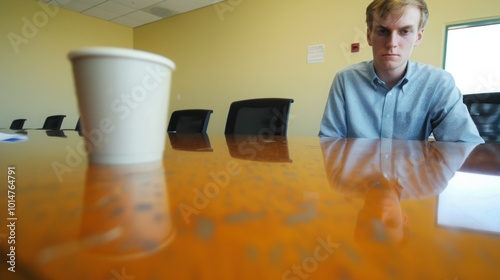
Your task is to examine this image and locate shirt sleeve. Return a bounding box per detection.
[319,74,347,137]
[430,74,484,143]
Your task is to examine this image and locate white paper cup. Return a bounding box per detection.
[68,47,175,164]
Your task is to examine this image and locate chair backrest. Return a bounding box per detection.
[224,98,294,136]
[167,109,213,133]
[10,119,27,130]
[463,92,500,143]
[42,115,66,130]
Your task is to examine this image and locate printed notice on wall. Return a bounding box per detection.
[307,44,325,64]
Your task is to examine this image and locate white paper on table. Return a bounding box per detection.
[0,132,28,143]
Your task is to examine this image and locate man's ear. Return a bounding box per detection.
[414,28,425,47]
[367,28,373,46]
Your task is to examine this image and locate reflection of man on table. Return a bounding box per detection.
[321,138,477,246]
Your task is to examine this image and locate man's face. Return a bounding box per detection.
[367,5,424,77]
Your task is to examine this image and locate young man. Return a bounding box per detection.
[319,0,484,143]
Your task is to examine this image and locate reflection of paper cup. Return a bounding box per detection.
[68,47,175,164]
[81,161,174,259]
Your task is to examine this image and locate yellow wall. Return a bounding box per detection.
[133,0,500,135]
[0,0,132,129]
[2,0,500,135]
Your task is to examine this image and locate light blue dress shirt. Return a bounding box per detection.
[319,61,484,143]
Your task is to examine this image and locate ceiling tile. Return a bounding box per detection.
[150,0,198,14]
[83,1,134,20]
[43,0,104,12]
[112,10,161,27]
[111,0,164,10]
[189,0,224,7]
[76,0,108,5]
[39,0,225,27]
[142,4,177,19]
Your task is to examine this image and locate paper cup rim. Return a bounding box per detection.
[68,47,175,70]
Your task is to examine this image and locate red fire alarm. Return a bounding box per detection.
[351,43,360,53]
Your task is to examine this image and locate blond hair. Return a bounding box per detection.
[366,0,429,31]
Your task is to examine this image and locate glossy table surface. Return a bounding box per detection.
[1,130,499,280]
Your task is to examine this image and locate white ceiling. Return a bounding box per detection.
[38,0,224,28]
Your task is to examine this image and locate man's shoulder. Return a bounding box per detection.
[409,61,451,76]
[406,61,456,87]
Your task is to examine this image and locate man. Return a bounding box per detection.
[319,0,484,143]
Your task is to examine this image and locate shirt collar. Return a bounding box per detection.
[370,60,412,89]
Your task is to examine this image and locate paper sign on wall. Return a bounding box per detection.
[307,44,325,64]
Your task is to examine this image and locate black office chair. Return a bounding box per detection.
[41,115,66,130]
[224,98,294,136]
[167,109,213,133]
[9,119,27,130]
[463,92,500,143]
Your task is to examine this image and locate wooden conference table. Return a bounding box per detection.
[0,129,499,279]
